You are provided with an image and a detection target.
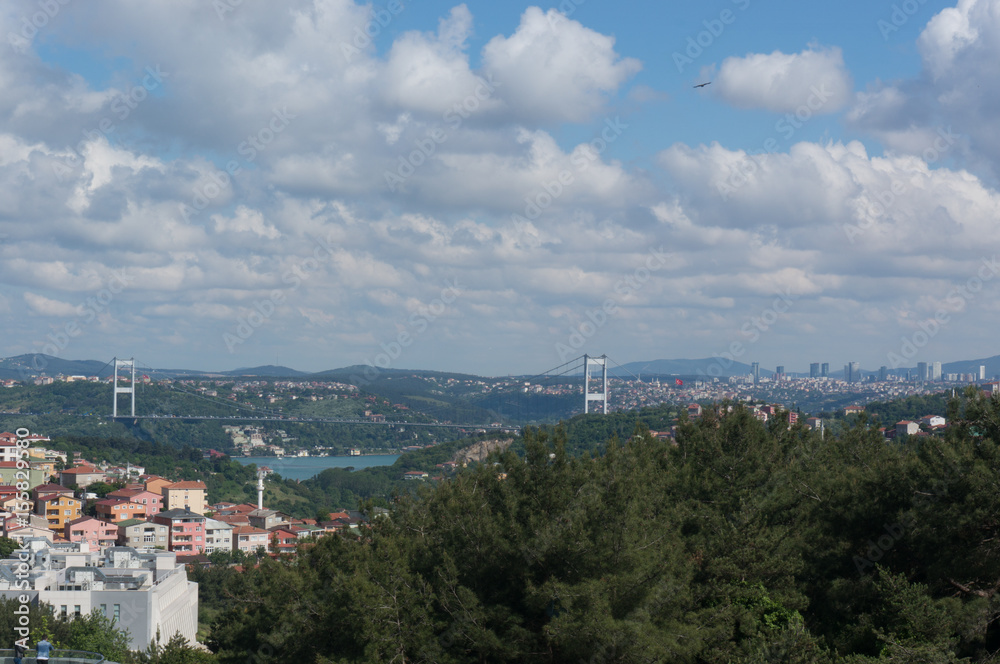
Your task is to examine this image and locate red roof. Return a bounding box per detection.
[61,465,102,475]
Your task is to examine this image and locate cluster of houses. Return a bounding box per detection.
[684,403,824,433]
[0,433,365,560]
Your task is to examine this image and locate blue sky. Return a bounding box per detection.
[1,0,998,377]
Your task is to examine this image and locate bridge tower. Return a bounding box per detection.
[583,354,608,414]
[112,357,136,417]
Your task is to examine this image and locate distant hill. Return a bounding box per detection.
[943,355,1000,379]
[612,358,768,379]
[0,354,114,380]
[223,365,309,377]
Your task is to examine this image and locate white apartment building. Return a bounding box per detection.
[0,539,198,650]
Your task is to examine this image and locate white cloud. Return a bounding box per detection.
[23,293,83,317]
[848,0,1000,180]
[482,7,642,123]
[714,47,853,113]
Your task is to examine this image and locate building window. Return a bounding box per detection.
[74,605,81,617]
[100,604,107,617]
[61,605,67,617]
[113,604,120,622]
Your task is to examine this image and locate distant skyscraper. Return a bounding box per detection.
[751,362,760,385]
[821,363,829,378]
[932,361,942,381]
[917,362,928,381]
[849,361,860,383]
[879,366,888,382]
[809,363,820,378]
[776,365,784,380]
[981,365,987,381]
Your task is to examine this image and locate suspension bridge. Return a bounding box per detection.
[81,354,632,429]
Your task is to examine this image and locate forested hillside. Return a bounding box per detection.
[196,389,1000,663]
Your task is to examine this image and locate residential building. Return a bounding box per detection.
[65,516,118,550]
[117,519,170,549]
[231,525,269,553]
[920,415,946,428]
[2,518,54,543]
[0,540,198,651]
[0,462,45,491]
[34,493,82,530]
[33,483,74,501]
[58,464,105,489]
[107,489,162,516]
[203,518,233,554]
[267,527,299,554]
[95,498,149,523]
[142,476,173,495]
[152,509,206,554]
[247,508,286,531]
[162,481,208,514]
[896,421,920,436]
[821,362,829,377]
[0,434,24,464]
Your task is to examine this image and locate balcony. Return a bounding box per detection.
[0,649,106,664]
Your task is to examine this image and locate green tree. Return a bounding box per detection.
[0,536,18,558]
[65,609,131,663]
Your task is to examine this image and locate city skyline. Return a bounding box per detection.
[1,0,999,376]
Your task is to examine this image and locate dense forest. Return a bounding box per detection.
[185,388,1000,663]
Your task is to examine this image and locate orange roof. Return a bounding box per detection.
[167,481,207,490]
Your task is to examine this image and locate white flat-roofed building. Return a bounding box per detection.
[0,538,198,650]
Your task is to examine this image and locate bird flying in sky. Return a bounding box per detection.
[693,82,711,88]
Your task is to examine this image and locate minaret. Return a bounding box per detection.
[257,468,265,509]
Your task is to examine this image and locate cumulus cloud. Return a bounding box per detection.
[848,0,1000,181]
[482,7,642,123]
[715,47,853,113]
[2,0,1000,374]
